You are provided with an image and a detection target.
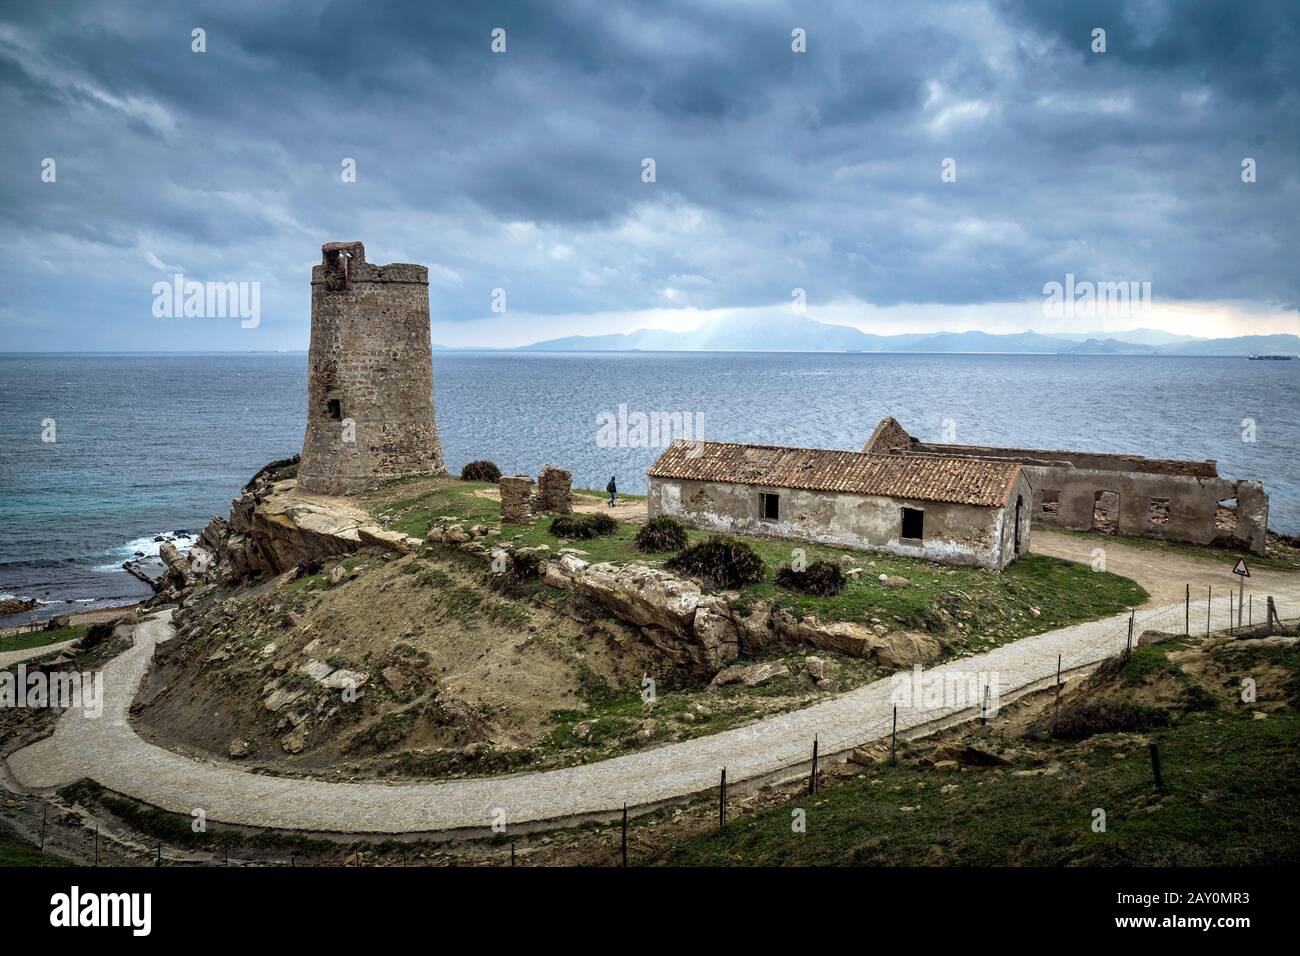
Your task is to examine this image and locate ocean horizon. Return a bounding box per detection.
[2,350,1296,622]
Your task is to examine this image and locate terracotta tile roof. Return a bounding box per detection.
[648,441,1021,507]
[861,416,915,454]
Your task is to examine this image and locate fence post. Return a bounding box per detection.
[1267,596,1279,628]
[1185,584,1190,635]
[890,706,898,764]
[809,737,819,795]
[1249,595,1253,627]
[1206,586,1212,637]
[621,803,627,867]
[1148,742,1165,791]
[719,768,726,828]
[1229,591,1234,634]
[981,684,991,724]
[1125,615,1134,659]
[1052,654,1062,735]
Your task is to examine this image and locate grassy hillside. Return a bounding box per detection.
[655,630,1300,866]
[370,477,1148,655]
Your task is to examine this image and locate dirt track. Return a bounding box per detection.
[1029,528,1296,608]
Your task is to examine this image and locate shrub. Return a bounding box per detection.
[549,513,617,539]
[507,549,545,580]
[634,515,688,553]
[1026,698,1170,741]
[460,460,502,482]
[774,560,846,596]
[489,547,544,595]
[665,536,765,590]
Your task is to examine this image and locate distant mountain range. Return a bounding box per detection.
[515,314,1300,356]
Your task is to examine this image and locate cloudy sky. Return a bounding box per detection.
[1,0,1297,350]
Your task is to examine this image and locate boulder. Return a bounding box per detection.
[775,610,874,657]
[263,686,304,712]
[159,541,194,585]
[867,631,942,670]
[321,668,369,691]
[691,597,741,670]
[933,743,1010,768]
[540,552,589,588]
[709,661,791,689]
[849,742,890,766]
[299,659,335,682]
[0,597,40,617]
[570,562,701,638]
[803,655,838,684]
[357,526,422,552]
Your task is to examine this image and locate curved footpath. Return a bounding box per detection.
[7,586,1298,836]
[0,640,77,671]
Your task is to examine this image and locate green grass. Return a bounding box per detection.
[373,479,1147,652]
[0,831,68,866]
[0,624,87,655]
[657,710,1300,866]
[1035,523,1300,572]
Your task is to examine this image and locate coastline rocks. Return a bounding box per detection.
[0,597,40,617]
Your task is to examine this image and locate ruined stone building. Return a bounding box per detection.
[862,417,1268,555]
[297,241,445,495]
[647,440,1032,569]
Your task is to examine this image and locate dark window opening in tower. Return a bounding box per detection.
[327,398,342,421]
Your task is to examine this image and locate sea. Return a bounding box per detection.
[1,351,1297,623]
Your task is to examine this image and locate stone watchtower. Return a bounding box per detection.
[297,241,444,495]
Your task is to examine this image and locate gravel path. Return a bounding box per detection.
[0,640,77,671]
[8,582,1298,836]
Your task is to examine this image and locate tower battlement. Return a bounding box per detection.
[310,241,429,288]
[297,240,445,495]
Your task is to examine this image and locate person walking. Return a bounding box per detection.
[606,476,617,508]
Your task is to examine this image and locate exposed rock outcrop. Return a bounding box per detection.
[773,609,942,670]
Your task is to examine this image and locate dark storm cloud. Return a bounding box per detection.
[0,0,1296,349]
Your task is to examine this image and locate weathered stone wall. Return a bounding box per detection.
[1023,464,1267,554]
[298,241,445,495]
[647,476,1024,570]
[893,436,1268,555]
[536,466,573,514]
[499,475,535,524]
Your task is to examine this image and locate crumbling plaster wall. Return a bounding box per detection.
[647,477,1020,570]
[1023,464,1267,554]
[902,440,1266,555]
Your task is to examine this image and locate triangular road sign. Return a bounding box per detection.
[1233,557,1250,577]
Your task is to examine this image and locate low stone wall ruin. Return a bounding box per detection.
[499,476,535,524]
[536,466,573,514]
[498,467,574,524]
